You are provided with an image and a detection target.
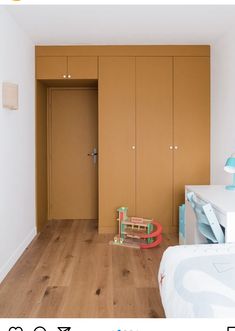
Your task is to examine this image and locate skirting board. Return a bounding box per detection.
[0,227,37,283]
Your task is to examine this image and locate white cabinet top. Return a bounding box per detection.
[186,185,235,214]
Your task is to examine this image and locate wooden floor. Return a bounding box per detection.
[0,220,178,318]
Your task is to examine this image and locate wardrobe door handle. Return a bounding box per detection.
[174,146,178,150]
[63,74,66,78]
[169,146,173,150]
[68,74,71,78]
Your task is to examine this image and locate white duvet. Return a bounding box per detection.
[158,244,235,318]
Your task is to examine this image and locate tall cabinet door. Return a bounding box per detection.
[173,57,210,226]
[136,57,173,231]
[99,57,136,233]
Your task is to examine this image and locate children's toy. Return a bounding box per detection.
[110,207,162,249]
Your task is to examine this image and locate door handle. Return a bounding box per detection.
[88,152,98,156]
[88,148,98,164]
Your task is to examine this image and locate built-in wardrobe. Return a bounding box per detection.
[36,46,210,234]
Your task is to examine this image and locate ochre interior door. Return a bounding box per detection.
[48,88,98,220]
[99,57,136,233]
[173,57,210,226]
[136,57,173,231]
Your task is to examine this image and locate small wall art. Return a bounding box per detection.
[2,82,19,110]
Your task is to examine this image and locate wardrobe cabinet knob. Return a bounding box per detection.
[132,146,136,150]
[68,74,71,78]
[169,146,173,150]
[174,146,178,150]
[63,74,66,78]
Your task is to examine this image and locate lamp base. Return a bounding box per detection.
[225,185,235,191]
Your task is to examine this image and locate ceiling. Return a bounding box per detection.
[5,5,235,45]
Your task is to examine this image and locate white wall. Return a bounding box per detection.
[0,8,36,282]
[211,25,235,185]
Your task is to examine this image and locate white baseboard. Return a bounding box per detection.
[0,227,37,283]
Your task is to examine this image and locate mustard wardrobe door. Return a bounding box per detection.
[136,57,173,231]
[36,56,67,79]
[99,57,136,233]
[173,57,210,226]
[68,57,98,79]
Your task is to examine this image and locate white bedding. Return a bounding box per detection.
[158,244,235,318]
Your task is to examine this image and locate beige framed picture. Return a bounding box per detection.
[2,82,19,110]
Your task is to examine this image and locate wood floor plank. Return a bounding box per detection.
[113,287,165,318]
[60,241,113,318]
[131,248,158,288]
[112,246,135,288]
[13,222,71,317]
[0,220,177,318]
[113,287,138,318]
[0,221,60,317]
[48,221,80,287]
[34,286,68,318]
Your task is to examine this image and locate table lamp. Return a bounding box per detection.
[224,153,235,190]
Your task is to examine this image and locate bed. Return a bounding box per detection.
[158,243,235,318]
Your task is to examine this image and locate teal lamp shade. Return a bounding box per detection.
[224,154,235,190]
